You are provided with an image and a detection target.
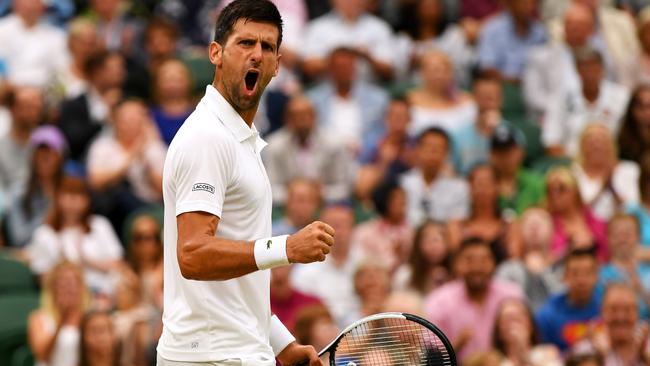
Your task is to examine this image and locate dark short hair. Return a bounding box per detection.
[457,236,495,259]
[372,180,403,218]
[214,0,283,49]
[564,247,597,268]
[416,126,450,147]
[83,50,119,77]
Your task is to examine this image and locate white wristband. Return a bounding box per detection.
[269,314,295,355]
[254,235,290,270]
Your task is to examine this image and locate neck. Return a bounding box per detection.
[19,14,39,28]
[336,83,352,98]
[513,17,530,37]
[422,169,438,185]
[331,248,349,266]
[568,292,592,307]
[583,84,600,103]
[213,82,257,126]
[87,352,113,366]
[160,98,191,113]
[473,202,496,219]
[614,255,637,268]
[611,341,638,363]
[467,286,488,304]
[61,216,82,229]
[583,161,608,177]
[418,23,438,40]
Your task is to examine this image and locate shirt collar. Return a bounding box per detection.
[201,85,266,148]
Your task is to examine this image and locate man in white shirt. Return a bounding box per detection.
[542,47,629,157]
[157,1,332,365]
[0,0,68,88]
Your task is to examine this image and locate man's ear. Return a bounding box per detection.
[273,53,282,77]
[209,41,223,67]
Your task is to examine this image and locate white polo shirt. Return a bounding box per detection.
[158,85,277,364]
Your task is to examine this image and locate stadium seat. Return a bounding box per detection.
[0,293,39,366]
[10,344,34,366]
[0,255,37,295]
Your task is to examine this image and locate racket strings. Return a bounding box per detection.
[333,318,452,366]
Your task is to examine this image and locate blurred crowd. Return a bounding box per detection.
[4,0,650,365]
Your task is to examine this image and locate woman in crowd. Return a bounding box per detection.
[56,17,102,99]
[492,298,562,366]
[293,305,339,358]
[407,50,476,137]
[496,207,563,311]
[396,0,476,87]
[6,126,65,248]
[573,123,639,220]
[450,164,519,263]
[346,260,392,326]
[353,181,413,272]
[618,85,650,162]
[545,167,609,262]
[27,176,124,296]
[150,59,194,145]
[28,262,88,366]
[79,311,120,366]
[628,154,650,254]
[624,8,650,87]
[394,220,453,295]
[126,212,163,309]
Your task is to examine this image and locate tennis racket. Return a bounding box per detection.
[295,312,456,366]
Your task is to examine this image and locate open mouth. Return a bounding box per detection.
[244,70,259,92]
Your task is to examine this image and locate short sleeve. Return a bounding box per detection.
[27,226,61,275]
[542,93,566,148]
[477,21,500,71]
[91,215,124,259]
[172,135,234,218]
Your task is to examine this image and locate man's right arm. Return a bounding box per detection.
[177,211,334,281]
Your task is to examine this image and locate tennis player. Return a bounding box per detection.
[156,1,333,365]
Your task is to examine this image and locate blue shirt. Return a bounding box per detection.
[451,123,490,176]
[535,290,602,351]
[477,12,547,79]
[151,106,193,146]
[627,204,650,246]
[600,263,650,319]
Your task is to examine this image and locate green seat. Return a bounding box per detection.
[0,293,39,366]
[0,256,37,294]
[10,344,34,366]
[182,55,214,95]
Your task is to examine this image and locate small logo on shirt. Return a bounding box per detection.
[267,240,272,249]
[192,183,215,194]
[190,341,199,349]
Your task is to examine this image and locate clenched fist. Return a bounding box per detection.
[287,221,335,263]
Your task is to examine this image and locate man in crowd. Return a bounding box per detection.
[272,178,321,236]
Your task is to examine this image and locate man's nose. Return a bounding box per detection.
[250,42,262,64]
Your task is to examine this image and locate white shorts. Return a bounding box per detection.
[156,354,242,366]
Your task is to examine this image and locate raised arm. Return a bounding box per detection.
[177,211,335,281]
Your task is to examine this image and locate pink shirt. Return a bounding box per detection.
[352,218,413,271]
[550,208,609,263]
[424,279,523,361]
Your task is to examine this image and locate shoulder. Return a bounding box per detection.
[604,81,631,102]
[265,128,292,148]
[360,14,392,33]
[306,12,336,31]
[169,112,237,160]
[425,280,463,304]
[88,215,116,233]
[615,160,640,177]
[481,13,508,34]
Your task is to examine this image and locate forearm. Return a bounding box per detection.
[178,235,258,281]
[89,165,129,190]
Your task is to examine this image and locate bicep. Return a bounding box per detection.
[176,211,220,254]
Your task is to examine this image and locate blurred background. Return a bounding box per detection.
[1,0,650,365]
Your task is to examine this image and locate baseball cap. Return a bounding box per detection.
[29,125,67,154]
[490,124,526,150]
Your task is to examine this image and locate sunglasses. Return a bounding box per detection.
[132,233,160,242]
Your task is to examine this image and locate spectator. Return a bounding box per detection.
[79,311,121,366]
[85,0,141,56]
[271,178,321,235]
[628,153,650,250]
[0,0,68,88]
[543,47,630,158]
[150,59,194,146]
[450,164,519,263]
[496,207,564,311]
[0,86,44,198]
[27,176,124,295]
[573,123,640,220]
[407,50,476,137]
[400,127,470,226]
[535,248,602,351]
[293,305,339,364]
[452,75,510,175]
[394,221,453,295]
[270,265,322,332]
[28,262,87,366]
[629,8,650,87]
[395,0,476,87]
[490,124,544,217]
[523,2,597,123]
[425,237,523,361]
[356,97,413,201]
[126,213,163,310]
[346,260,392,325]
[5,126,65,248]
[112,267,158,366]
[492,298,563,366]
[353,181,413,272]
[291,204,361,327]
[586,284,650,364]
[301,0,395,81]
[87,99,166,230]
[599,214,650,319]
[477,0,547,82]
[548,0,639,87]
[545,167,609,262]
[618,85,650,163]
[265,95,352,205]
[58,50,126,162]
[143,17,179,74]
[57,17,102,99]
[307,47,389,154]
